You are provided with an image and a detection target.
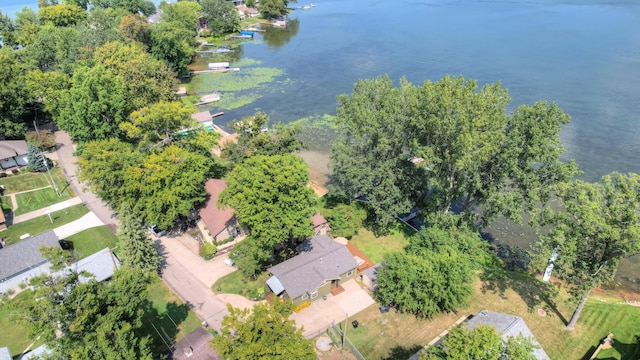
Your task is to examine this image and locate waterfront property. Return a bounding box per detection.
[266,235,358,306]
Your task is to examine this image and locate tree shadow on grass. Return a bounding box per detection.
[140,300,191,356]
[383,344,423,360]
[479,267,568,325]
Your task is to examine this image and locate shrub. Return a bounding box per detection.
[199,30,211,38]
[18,282,27,289]
[6,289,15,296]
[199,242,217,260]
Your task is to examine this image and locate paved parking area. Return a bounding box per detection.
[290,279,375,338]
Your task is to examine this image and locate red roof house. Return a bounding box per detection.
[199,179,240,242]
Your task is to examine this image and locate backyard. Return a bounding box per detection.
[0,168,69,194]
[212,270,270,300]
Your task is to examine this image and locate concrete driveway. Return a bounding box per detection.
[290,279,375,338]
[157,233,251,331]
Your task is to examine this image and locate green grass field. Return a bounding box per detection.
[0,291,41,357]
[66,226,118,260]
[1,204,89,245]
[14,187,74,216]
[0,168,70,194]
[344,268,640,360]
[144,279,203,354]
[212,270,269,298]
[1,196,11,213]
[349,221,413,264]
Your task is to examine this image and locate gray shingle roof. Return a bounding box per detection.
[0,231,60,281]
[361,263,381,281]
[467,310,550,360]
[267,235,358,299]
[0,347,11,360]
[170,327,220,360]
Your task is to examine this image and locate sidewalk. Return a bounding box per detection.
[54,131,118,231]
[11,197,83,224]
[53,212,105,239]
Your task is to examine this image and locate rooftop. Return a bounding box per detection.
[0,230,60,280]
[170,327,220,360]
[199,179,235,238]
[0,140,27,159]
[268,235,358,299]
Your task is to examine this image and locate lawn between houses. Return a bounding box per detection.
[65,225,118,260]
[339,268,640,360]
[0,203,89,245]
[0,167,69,194]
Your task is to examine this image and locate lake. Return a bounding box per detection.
[199,0,640,291]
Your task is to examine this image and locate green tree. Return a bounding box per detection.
[27,142,51,172]
[118,14,151,45]
[16,260,154,359]
[56,65,129,142]
[77,7,128,49]
[159,1,201,36]
[535,172,640,330]
[0,47,31,138]
[117,205,161,274]
[319,200,367,238]
[0,10,17,47]
[224,112,307,165]
[124,145,214,229]
[77,138,143,205]
[200,0,240,36]
[329,76,428,229]
[150,21,196,75]
[94,41,177,111]
[376,224,483,318]
[258,0,292,19]
[92,0,156,16]
[220,154,317,275]
[211,300,315,360]
[25,69,70,119]
[25,129,56,149]
[119,100,196,151]
[39,3,87,27]
[330,75,577,229]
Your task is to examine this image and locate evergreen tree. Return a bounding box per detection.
[27,142,50,172]
[117,205,161,274]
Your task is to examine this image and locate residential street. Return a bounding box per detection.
[54,131,118,231]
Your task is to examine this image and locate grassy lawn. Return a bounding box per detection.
[0,168,70,194]
[0,291,41,357]
[346,269,640,360]
[66,226,118,260]
[143,278,202,355]
[14,187,74,216]
[349,221,414,264]
[212,270,270,299]
[1,196,11,213]
[1,204,90,245]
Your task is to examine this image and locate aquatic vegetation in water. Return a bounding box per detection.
[190,67,284,93]
[234,58,263,67]
[216,94,262,110]
[291,114,337,152]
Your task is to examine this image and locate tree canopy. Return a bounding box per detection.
[258,0,292,20]
[16,257,154,359]
[421,324,537,360]
[220,154,317,275]
[330,75,577,229]
[211,300,315,360]
[117,205,162,274]
[535,172,640,329]
[200,0,241,37]
[376,223,485,318]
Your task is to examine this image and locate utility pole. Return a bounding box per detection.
[33,120,60,196]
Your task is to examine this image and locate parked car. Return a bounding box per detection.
[147,224,166,237]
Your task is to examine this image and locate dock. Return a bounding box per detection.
[191,68,240,75]
[194,93,221,106]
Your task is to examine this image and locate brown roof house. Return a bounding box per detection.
[266,235,358,306]
[169,327,220,360]
[312,213,331,235]
[0,140,28,170]
[199,179,242,242]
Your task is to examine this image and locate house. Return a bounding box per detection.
[0,347,11,360]
[65,247,120,283]
[236,5,259,18]
[169,327,220,360]
[19,345,53,359]
[191,111,213,123]
[266,235,358,306]
[0,140,28,170]
[199,179,241,242]
[466,310,550,360]
[360,263,381,291]
[312,213,331,235]
[0,230,61,293]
